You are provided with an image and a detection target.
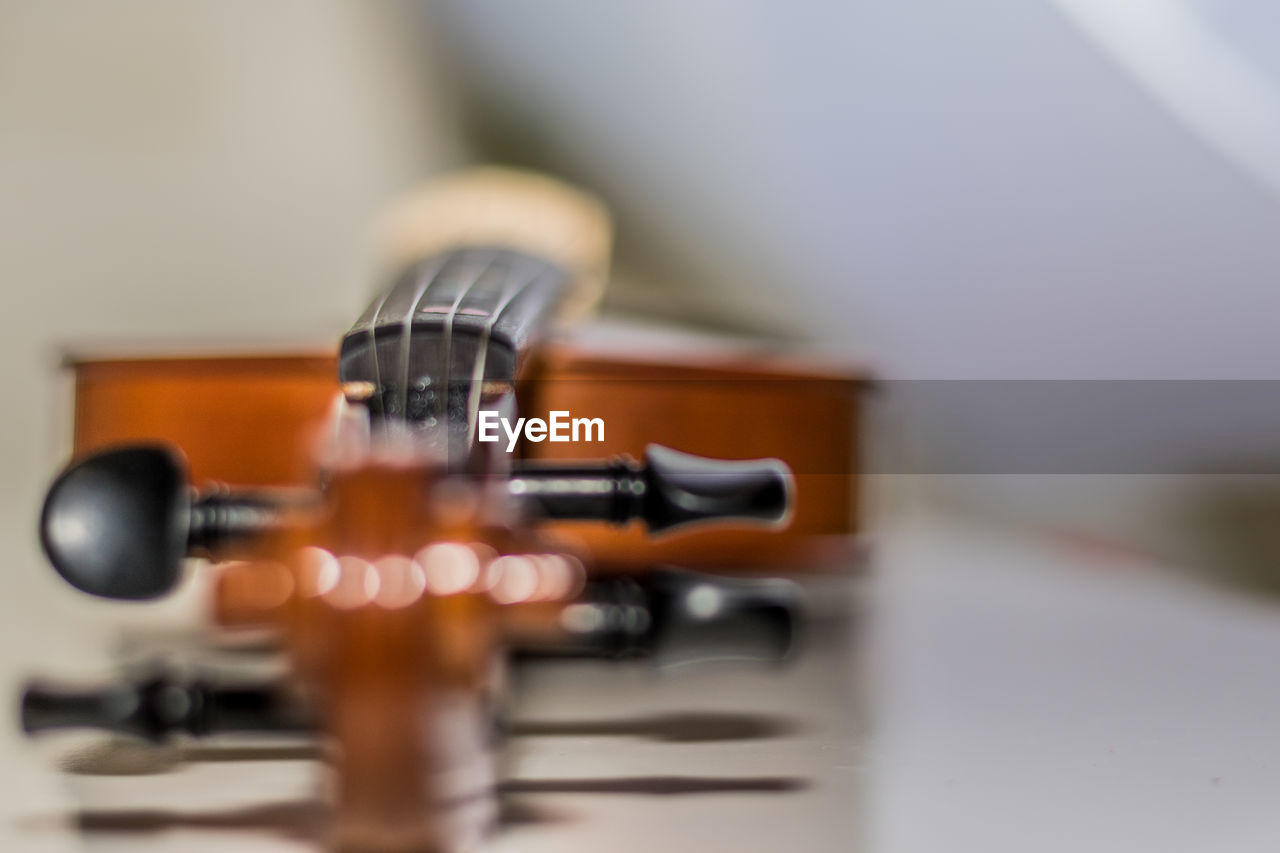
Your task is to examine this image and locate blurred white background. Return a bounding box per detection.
[427,0,1280,552]
[6,2,1280,851]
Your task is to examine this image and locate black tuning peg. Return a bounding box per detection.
[40,443,793,601]
[510,444,794,533]
[638,569,800,663]
[531,568,801,664]
[21,673,311,741]
[22,569,799,743]
[40,444,292,601]
[41,445,189,601]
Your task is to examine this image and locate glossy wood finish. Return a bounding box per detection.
[72,354,337,487]
[209,451,605,852]
[522,347,864,570]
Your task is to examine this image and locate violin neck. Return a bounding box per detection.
[342,246,569,382]
[338,168,612,461]
[338,246,573,464]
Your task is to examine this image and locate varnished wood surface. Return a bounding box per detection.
[73,354,338,488]
[523,347,863,570]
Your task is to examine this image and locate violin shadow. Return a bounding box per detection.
[69,799,327,841]
[58,740,322,775]
[55,710,796,780]
[180,743,322,763]
[57,795,564,838]
[508,711,800,743]
[39,715,805,838]
[21,775,804,841]
[501,775,809,796]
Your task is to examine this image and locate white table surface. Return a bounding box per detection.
[0,575,863,852]
[875,510,1280,853]
[21,505,1280,853]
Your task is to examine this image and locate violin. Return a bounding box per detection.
[20,168,864,852]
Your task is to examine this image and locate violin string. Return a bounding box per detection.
[364,282,394,439]
[326,389,348,465]
[465,260,545,447]
[437,251,498,460]
[396,255,449,427]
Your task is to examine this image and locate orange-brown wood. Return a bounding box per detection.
[521,347,863,570]
[72,354,337,487]
[211,460,591,852]
[213,464,501,852]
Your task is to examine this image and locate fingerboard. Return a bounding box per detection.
[339,247,569,456]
